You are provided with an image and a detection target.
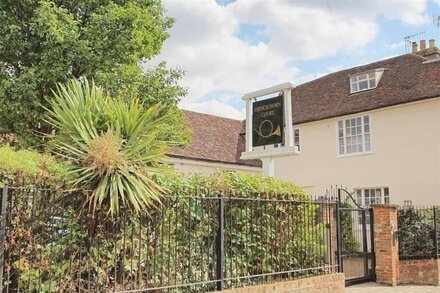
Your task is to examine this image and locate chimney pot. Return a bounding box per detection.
[420,40,426,50]
[429,39,435,49]
[412,42,418,53]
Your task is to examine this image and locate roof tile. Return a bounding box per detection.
[170,53,440,167]
[292,54,440,124]
[168,111,261,167]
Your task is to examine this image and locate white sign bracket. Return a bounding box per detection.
[240,82,299,176]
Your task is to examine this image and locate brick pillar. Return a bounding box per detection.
[372,204,399,286]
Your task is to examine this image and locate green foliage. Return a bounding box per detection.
[340,203,361,253]
[398,207,439,259]
[156,171,311,199]
[45,78,185,215]
[0,0,188,146]
[155,173,326,289]
[0,145,67,184]
[5,172,331,292]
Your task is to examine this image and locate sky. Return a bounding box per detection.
[151,0,440,120]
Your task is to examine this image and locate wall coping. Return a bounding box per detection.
[212,273,345,293]
[400,258,440,262]
[371,204,399,209]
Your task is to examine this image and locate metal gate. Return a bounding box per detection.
[336,188,376,286]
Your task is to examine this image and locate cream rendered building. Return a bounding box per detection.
[274,98,440,206]
[244,40,440,206]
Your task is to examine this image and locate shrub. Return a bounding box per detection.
[4,171,330,292]
[398,207,438,259]
[45,78,186,215]
[0,145,67,185]
[156,171,311,199]
[340,203,361,253]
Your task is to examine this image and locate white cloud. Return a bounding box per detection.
[154,0,302,103]
[326,65,345,73]
[180,99,245,120]
[227,1,377,59]
[151,0,431,118]
[390,40,406,50]
[300,0,429,25]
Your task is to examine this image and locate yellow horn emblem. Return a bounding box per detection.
[255,120,282,138]
[272,125,281,136]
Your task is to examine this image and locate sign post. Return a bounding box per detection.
[240,82,298,177]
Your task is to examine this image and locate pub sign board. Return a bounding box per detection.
[252,95,284,147]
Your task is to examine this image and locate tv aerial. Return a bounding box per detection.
[404,31,425,53]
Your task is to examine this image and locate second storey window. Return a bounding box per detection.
[338,115,371,155]
[350,72,376,93]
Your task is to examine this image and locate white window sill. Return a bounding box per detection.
[349,87,377,95]
[337,151,373,158]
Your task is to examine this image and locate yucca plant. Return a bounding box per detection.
[44,79,181,215]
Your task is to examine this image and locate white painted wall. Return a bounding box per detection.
[166,157,262,175]
[272,98,440,205]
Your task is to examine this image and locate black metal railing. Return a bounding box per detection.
[0,185,338,292]
[398,205,440,260]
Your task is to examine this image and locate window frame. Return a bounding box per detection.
[403,200,413,206]
[355,187,390,225]
[355,187,390,207]
[337,115,372,157]
[293,128,300,152]
[350,71,378,94]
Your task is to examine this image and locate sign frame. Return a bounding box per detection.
[240,82,299,177]
[251,95,284,147]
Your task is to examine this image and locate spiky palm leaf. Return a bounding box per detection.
[45,79,179,215]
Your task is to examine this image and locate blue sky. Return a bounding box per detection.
[154,0,440,119]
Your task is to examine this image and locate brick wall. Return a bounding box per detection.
[213,273,345,293]
[372,204,440,287]
[372,204,399,286]
[398,259,440,286]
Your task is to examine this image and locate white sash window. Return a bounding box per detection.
[338,115,371,155]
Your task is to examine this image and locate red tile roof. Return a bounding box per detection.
[168,110,261,167]
[292,53,440,124]
[170,53,440,166]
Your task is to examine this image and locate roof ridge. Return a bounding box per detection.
[295,53,423,89]
[292,52,440,125]
[181,109,244,122]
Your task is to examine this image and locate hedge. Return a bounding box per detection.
[0,145,68,185]
[3,171,330,292]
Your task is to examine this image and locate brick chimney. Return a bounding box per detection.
[411,42,418,53]
[412,39,440,60]
[420,39,426,50]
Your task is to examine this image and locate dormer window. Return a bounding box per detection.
[349,69,384,94]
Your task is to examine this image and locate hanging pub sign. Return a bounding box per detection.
[252,95,284,147]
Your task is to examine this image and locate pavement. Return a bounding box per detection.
[346,283,440,292]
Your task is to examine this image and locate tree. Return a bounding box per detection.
[45,78,180,215]
[0,0,189,146]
